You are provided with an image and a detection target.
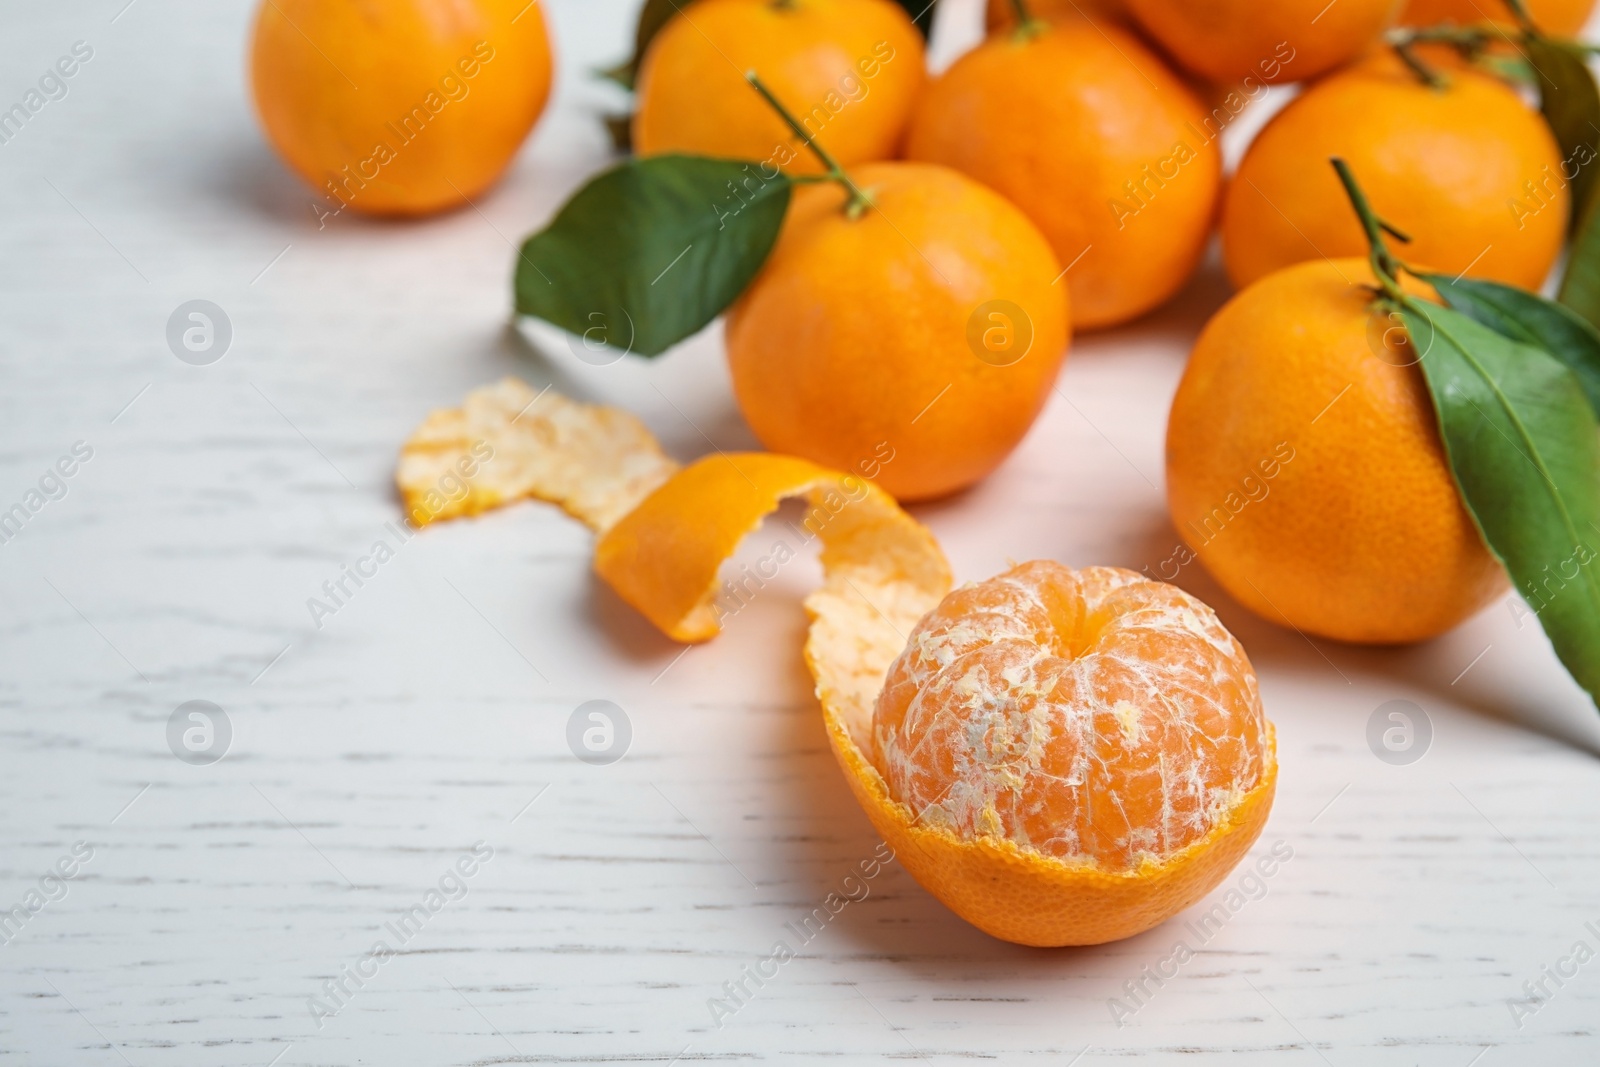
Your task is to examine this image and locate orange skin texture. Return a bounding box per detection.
[632,0,925,176]
[1221,52,1567,292]
[1401,0,1595,34]
[1123,0,1399,84]
[1166,258,1508,645]
[725,162,1070,502]
[249,0,552,216]
[904,18,1220,331]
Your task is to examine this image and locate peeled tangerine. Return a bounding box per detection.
[868,561,1276,946]
[397,383,1277,946]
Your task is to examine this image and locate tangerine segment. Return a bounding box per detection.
[597,453,951,644]
[396,379,679,532]
[874,562,1266,870]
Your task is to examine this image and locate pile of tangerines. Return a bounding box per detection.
[250,0,1600,946]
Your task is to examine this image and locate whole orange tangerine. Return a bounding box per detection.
[1221,49,1567,292]
[1166,258,1508,644]
[725,161,1070,501]
[904,15,1220,330]
[870,560,1276,945]
[1400,0,1595,33]
[1122,0,1396,84]
[632,0,925,175]
[249,0,553,217]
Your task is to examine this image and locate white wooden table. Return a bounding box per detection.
[4,1,1600,1063]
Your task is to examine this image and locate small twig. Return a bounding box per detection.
[1330,157,1408,300]
[744,72,875,217]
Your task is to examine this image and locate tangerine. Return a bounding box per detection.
[249,0,553,216]
[1165,258,1508,644]
[725,161,1069,501]
[904,15,1220,330]
[1221,49,1567,291]
[870,560,1276,943]
[632,0,924,175]
[1121,0,1395,84]
[1400,0,1595,34]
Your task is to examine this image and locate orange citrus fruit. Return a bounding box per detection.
[1166,258,1508,644]
[904,16,1220,331]
[869,560,1276,945]
[1400,0,1595,34]
[632,0,925,176]
[1122,0,1395,84]
[725,162,1069,502]
[1221,50,1566,292]
[249,0,553,217]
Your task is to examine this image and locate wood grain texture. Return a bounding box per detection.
[2,1,1600,1063]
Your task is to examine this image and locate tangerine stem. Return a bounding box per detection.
[744,72,873,216]
[1502,0,1539,33]
[1007,0,1047,38]
[1330,157,1408,300]
[1392,37,1447,88]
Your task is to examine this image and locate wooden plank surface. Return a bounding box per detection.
[2,1,1598,1063]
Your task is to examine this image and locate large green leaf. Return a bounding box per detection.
[513,155,791,358]
[1525,38,1600,231]
[1421,271,1600,417]
[1561,193,1600,330]
[1400,298,1600,710]
[600,0,696,91]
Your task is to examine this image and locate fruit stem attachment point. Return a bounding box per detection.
[745,71,874,217]
[1390,37,1447,89]
[1331,157,1410,302]
[1007,0,1047,38]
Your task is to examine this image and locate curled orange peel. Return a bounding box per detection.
[398,379,1277,947]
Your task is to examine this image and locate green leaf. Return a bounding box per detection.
[514,155,791,358]
[1560,192,1600,330]
[1420,270,1600,418]
[1400,298,1600,711]
[888,0,937,37]
[601,0,695,92]
[1525,38,1600,230]
[1476,51,1536,87]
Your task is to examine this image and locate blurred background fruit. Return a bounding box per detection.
[1399,0,1596,33]
[632,0,924,175]
[1221,49,1566,291]
[904,15,1219,331]
[1166,258,1508,645]
[1121,0,1397,84]
[250,0,553,216]
[726,162,1069,501]
[983,0,1126,29]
